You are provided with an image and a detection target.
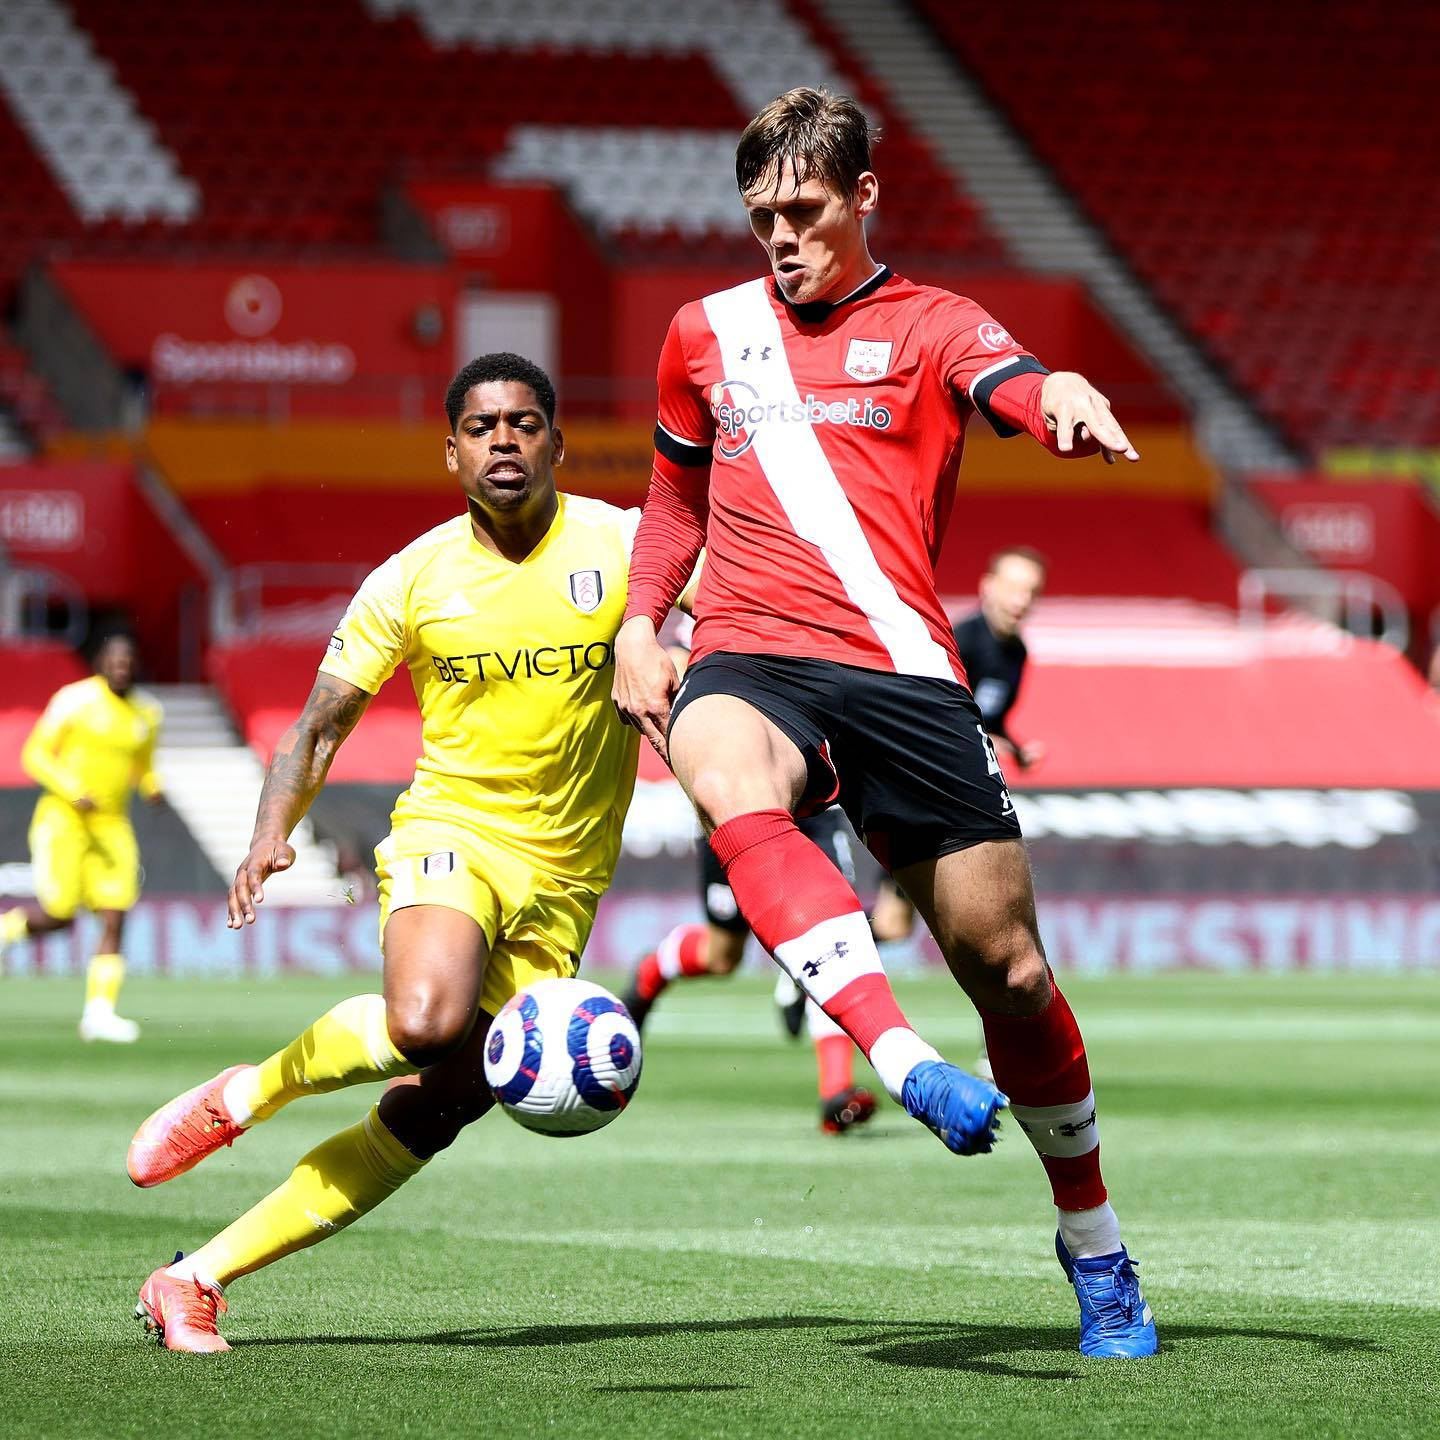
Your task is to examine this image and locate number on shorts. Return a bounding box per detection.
[977,724,1003,777]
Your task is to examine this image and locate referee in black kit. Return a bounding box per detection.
[952,545,1048,771]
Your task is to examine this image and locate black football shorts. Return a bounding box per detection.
[670,651,1022,872]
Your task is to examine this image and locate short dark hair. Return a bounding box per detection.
[986,545,1049,576]
[735,86,877,202]
[91,631,136,665]
[445,353,557,431]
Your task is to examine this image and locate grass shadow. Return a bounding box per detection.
[241,1314,1381,1380]
[594,1383,749,1393]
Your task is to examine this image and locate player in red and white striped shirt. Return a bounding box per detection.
[613,88,1155,1358]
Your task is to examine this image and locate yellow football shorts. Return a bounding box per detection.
[374,823,601,1017]
[29,795,141,919]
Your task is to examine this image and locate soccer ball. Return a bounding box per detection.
[483,977,642,1137]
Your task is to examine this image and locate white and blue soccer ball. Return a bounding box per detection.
[484,977,642,1137]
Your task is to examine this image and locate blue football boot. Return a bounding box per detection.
[899,1059,1006,1155]
[1056,1232,1159,1357]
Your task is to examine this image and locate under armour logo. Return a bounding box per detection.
[739,345,773,362]
[761,346,772,360]
[740,346,751,361]
[800,939,849,978]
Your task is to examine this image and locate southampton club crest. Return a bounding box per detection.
[568,568,604,614]
[843,337,893,380]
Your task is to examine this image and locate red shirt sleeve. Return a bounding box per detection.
[929,292,1100,458]
[624,310,713,629]
[654,308,714,455]
[929,293,1052,443]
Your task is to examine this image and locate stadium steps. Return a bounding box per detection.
[149,685,344,906]
[813,0,1293,473]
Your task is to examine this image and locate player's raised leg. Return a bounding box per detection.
[669,691,1001,1155]
[126,903,487,1187]
[136,906,490,1352]
[622,920,732,1030]
[900,839,1157,1357]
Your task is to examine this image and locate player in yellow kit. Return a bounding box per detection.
[0,633,163,1042]
[126,352,691,1353]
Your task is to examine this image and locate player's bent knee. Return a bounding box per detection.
[957,932,1049,1014]
[687,764,789,831]
[989,946,1050,1014]
[385,994,477,1067]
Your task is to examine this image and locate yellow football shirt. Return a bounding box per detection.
[320,494,642,886]
[21,675,163,814]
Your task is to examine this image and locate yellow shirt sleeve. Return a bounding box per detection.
[318,553,409,696]
[134,696,164,798]
[20,685,87,803]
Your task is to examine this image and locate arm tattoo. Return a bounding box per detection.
[250,675,371,845]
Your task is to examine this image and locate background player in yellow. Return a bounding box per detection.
[0,633,163,1043]
[126,352,692,1353]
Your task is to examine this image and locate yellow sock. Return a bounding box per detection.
[0,909,28,948]
[179,1107,427,1286]
[84,953,125,1010]
[228,994,416,1126]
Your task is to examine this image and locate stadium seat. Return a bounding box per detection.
[913,0,1440,451]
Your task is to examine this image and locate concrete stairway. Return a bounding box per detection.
[149,685,344,906]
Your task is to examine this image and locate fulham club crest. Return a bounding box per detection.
[568,569,603,613]
[844,338,892,380]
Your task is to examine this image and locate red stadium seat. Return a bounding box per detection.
[913,0,1440,451]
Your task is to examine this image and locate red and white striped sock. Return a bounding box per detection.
[709,810,938,1099]
[980,973,1113,1232]
[634,922,710,1002]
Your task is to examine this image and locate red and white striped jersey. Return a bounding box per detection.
[626,266,1063,681]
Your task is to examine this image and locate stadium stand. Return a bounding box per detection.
[0,0,197,224]
[913,0,1440,454]
[52,0,1001,271]
[0,83,76,308]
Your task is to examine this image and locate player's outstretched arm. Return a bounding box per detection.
[227,674,371,927]
[1040,372,1139,464]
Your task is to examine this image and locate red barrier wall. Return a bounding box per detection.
[935,492,1237,603]
[0,642,87,784]
[404,180,612,399]
[1250,476,1440,616]
[210,642,421,784]
[0,463,205,677]
[1008,643,1440,789]
[53,261,459,420]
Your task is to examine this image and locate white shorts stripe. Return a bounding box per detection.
[701,280,954,680]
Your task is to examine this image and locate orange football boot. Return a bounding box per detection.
[128,1064,252,1187]
[136,1263,230,1354]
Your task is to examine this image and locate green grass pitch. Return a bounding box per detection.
[2,971,1437,1438]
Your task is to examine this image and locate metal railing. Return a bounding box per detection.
[1238,568,1410,651]
[211,561,370,642]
